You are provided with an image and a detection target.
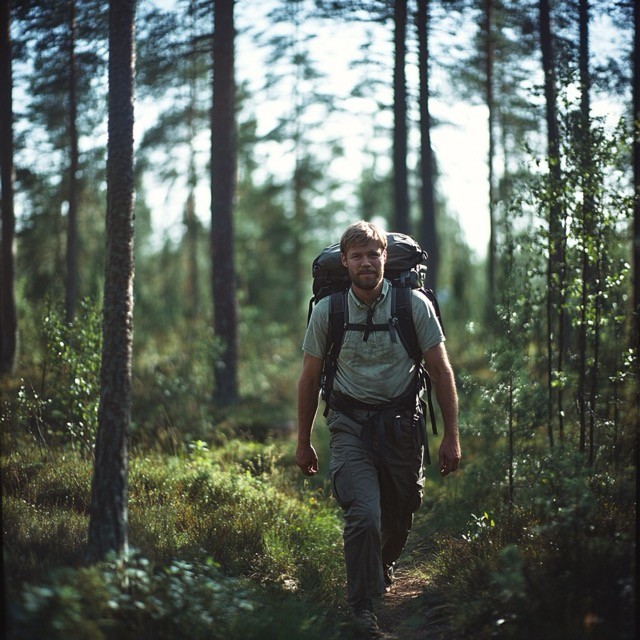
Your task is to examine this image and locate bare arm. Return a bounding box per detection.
[423,342,461,477]
[295,352,323,476]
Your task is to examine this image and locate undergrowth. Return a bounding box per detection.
[2,435,346,639]
[411,443,636,640]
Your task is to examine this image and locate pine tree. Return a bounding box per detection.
[416,0,438,289]
[211,0,238,406]
[17,0,108,322]
[0,0,18,375]
[539,0,564,447]
[86,0,136,563]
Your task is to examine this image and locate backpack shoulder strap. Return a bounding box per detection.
[327,290,348,358]
[422,287,445,337]
[391,285,439,437]
[391,286,421,362]
[320,290,348,415]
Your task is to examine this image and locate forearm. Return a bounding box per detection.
[297,374,320,446]
[432,363,459,438]
[423,343,459,438]
[430,355,461,476]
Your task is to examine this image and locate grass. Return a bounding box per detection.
[410,444,637,640]
[1,433,345,638]
[3,416,636,640]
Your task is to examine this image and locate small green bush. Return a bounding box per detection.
[14,299,102,456]
[10,552,343,640]
[127,450,344,603]
[423,448,636,640]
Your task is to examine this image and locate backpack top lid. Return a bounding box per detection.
[311,232,428,299]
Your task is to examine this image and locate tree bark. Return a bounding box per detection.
[632,0,640,479]
[0,0,18,376]
[485,0,496,317]
[416,0,437,290]
[393,0,409,234]
[635,0,640,340]
[577,0,594,460]
[185,0,200,321]
[211,0,238,405]
[65,0,79,324]
[86,0,136,563]
[539,0,564,447]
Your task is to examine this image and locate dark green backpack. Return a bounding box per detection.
[308,232,443,453]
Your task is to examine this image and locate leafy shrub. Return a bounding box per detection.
[15,299,102,456]
[10,552,342,640]
[127,451,344,604]
[425,448,636,640]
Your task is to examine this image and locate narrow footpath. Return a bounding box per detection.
[375,570,455,640]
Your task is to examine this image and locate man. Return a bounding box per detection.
[296,220,461,637]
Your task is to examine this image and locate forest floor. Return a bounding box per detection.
[334,568,452,640]
[373,569,456,640]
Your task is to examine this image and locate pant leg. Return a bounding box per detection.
[379,410,425,568]
[328,411,386,605]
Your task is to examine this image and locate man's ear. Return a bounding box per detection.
[341,253,348,268]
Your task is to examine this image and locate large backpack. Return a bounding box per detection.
[308,232,444,456]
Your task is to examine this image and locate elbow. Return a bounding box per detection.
[298,371,320,397]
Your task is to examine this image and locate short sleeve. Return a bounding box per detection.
[411,290,445,354]
[302,296,330,359]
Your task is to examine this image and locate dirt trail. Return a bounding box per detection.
[374,570,453,640]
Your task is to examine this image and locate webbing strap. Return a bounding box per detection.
[321,287,439,445]
[346,322,389,336]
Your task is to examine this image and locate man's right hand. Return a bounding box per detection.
[296,443,319,476]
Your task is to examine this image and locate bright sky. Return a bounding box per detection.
[144,0,628,261]
[236,3,492,258]
[140,0,492,257]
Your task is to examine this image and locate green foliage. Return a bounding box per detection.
[462,511,495,543]
[3,435,345,637]
[14,299,102,456]
[130,319,222,449]
[10,552,341,640]
[422,446,636,640]
[127,447,344,603]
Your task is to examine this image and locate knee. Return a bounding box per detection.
[345,500,380,538]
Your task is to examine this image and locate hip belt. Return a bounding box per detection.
[328,389,430,464]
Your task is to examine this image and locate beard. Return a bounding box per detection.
[349,265,384,291]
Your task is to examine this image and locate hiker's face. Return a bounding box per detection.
[341,241,386,291]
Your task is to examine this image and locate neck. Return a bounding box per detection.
[351,282,383,306]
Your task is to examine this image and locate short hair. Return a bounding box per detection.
[340,220,387,255]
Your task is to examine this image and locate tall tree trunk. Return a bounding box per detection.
[393,0,409,234]
[539,0,563,448]
[293,157,305,311]
[65,0,79,324]
[86,0,136,563]
[577,0,593,457]
[0,0,18,376]
[632,0,639,478]
[416,0,437,290]
[185,0,199,321]
[485,0,496,317]
[292,0,304,314]
[184,186,199,319]
[211,0,238,405]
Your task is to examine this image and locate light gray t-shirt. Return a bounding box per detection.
[303,279,445,403]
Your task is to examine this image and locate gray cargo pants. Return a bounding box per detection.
[327,405,425,606]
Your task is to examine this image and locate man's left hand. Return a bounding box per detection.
[439,433,461,477]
